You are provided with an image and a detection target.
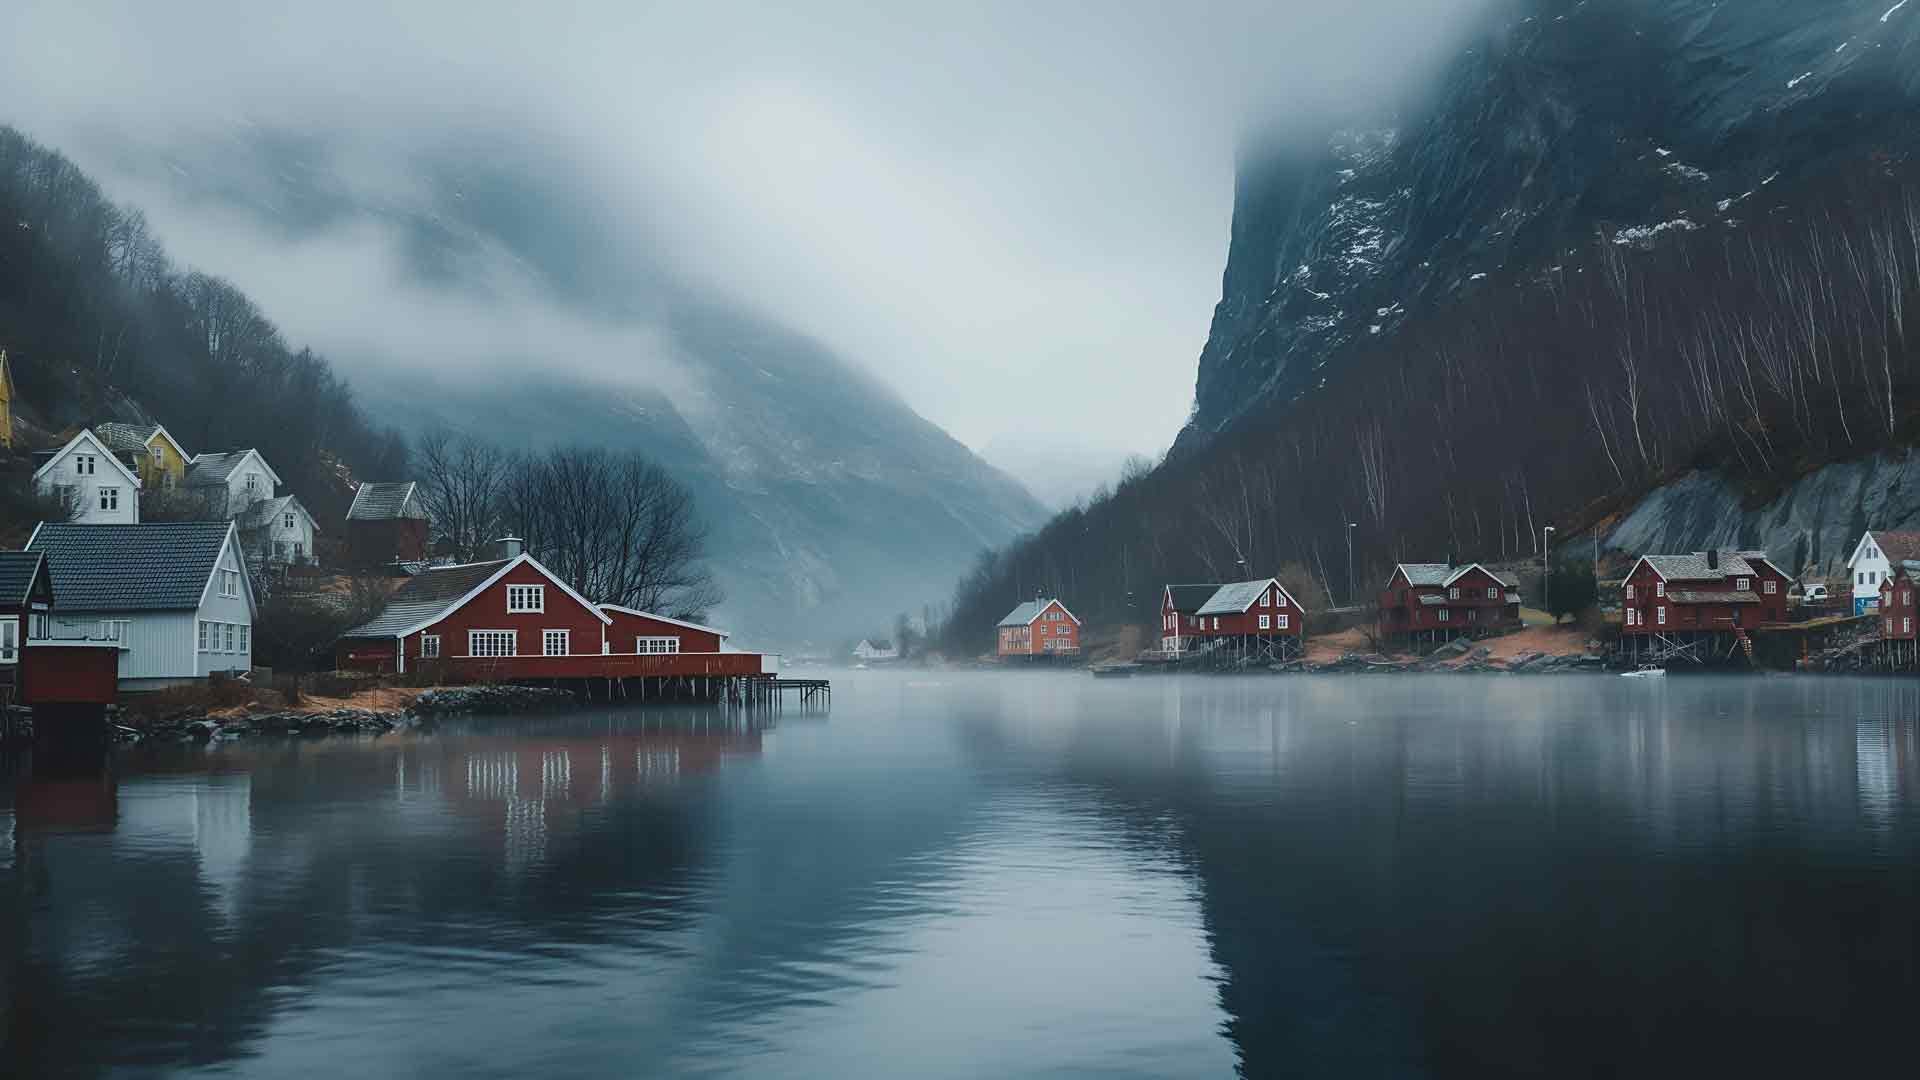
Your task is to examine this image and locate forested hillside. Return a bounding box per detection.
[943,0,1920,648]
[0,127,405,523]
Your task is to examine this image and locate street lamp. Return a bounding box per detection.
[1346,522,1358,609]
[1543,525,1557,623]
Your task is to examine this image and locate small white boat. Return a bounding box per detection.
[1620,665,1665,679]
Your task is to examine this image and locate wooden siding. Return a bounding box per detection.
[1880,571,1916,640]
[1206,582,1305,638]
[1619,559,1789,635]
[398,560,607,672]
[601,608,723,654]
[998,599,1079,656]
[19,644,119,705]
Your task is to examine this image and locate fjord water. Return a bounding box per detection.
[3,672,1918,1078]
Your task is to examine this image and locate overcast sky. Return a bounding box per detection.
[1,1,1486,468]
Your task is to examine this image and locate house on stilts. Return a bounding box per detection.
[1619,550,1789,667]
[1376,561,1522,651]
[1191,578,1306,664]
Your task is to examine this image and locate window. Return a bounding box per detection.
[238,625,249,654]
[220,570,239,598]
[223,624,235,652]
[1438,609,1451,622]
[97,619,131,642]
[1626,584,1636,601]
[1259,591,1270,608]
[1657,606,1667,625]
[1626,609,1636,627]
[1487,587,1499,599]
[543,629,570,656]
[1448,587,1461,600]
[1212,617,1220,630]
[198,620,210,651]
[1258,614,1271,630]
[1859,572,1867,585]
[1906,618,1913,635]
[421,634,441,659]
[245,473,260,494]
[284,511,296,529]
[1276,591,1287,608]
[507,584,545,613]
[75,453,96,476]
[28,613,48,639]
[639,636,681,654]
[0,619,16,663]
[469,630,517,657]
[1736,577,1749,591]
[1764,580,1777,595]
[1655,582,1665,597]
[1469,609,1479,622]
[98,486,120,512]
[1278,613,1289,629]
[1907,590,1915,607]
[1888,618,1895,635]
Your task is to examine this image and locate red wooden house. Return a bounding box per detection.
[997,599,1080,658]
[345,482,429,568]
[1192,578,1306,661]
[1877,562,1919,670]
[1377,562,1522,647]
[1620,550,1789,665]
[1160,584,1224,654]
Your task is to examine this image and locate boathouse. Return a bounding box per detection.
[1160,584,1224,654]
[1376,562,1522,647]
[997,599,1080,658]
[1619,550,1790,665]
[1190,578,1305,662]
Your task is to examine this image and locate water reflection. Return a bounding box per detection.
[3,675,1918,1078]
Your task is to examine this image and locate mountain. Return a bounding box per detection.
[942,0,1920,644]
[30,127,1049,647]
[1183,0,1920,446]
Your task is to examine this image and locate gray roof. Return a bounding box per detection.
[343,559,511,638]
[26,523,236,611]
[998,599,1078,627]
[0,551,50,610]
[186,450,269,487]
[238,494,315,532]
[93,422,158,456]
[1164,584,1223,614]
[1395,563,1454,587]
[347,481,422,521]
[1198,579,1282,616]
[1667,589,1761,605]
[1641,552,1766,581]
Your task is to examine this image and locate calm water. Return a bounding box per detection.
[3,671,1918,1078]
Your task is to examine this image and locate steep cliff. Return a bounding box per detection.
[1185,0,1920,446]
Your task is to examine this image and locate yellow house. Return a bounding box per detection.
[0,350,14,449]
[94,422,192,490]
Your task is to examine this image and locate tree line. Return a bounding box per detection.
[944,165,1920,650]
[0,126,407,521]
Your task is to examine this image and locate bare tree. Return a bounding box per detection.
[415,431,505,562]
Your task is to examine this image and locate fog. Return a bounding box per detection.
[1,0,1490,478]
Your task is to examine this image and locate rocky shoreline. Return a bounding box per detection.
[1302,639,1612,675]
[112,685,581,744]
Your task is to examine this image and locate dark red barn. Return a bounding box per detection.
[345,482,430,568]
[1376,562,1522,646]
[1159,584,1223,654]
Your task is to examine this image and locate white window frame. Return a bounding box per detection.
[638,636,681,654]
[1276,591,1287,608]
[284,511,296,529]
[468,630,517,657]
[1448,586,1461,600]
[1626,609,1636,627]
[220,569,239,598]
[1487,586,1498,599]
[420,634,441,659]
[99,486,120,511]
[1626,584,1636,600]
[224,623,236,652]
[1764,580,1777,595]
[1438,608,1451,623]
[1736,577,1750,592]
[507,584,545,613]
[1657,606,1667,625]
[1259,592,1270,608]
[75,453,96,476]
[198,621,210,651]
[1906,618,1914,635]
[1277,613,1289,630]
[1655,581,1665,597]
[238,624,249,654]
[0,618,17,664]
[543,629,570,656]
[1258,614,1271,630]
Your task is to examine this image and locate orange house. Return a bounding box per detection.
[997,598,1080,658]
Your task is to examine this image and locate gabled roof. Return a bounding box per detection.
[347,481,424,521]
[1852,531,1920,568]
[93,422,158,456]
[342,553,613,639]
[1164,584,1223,614]
[1197,578,1299,615]
[1633,552,1761,582]
[1441,563,1521,589]
[1668,589,1761,605]
[0,551,51,609]
[596,604,729,639]
[238,494,318,533]
[186,448,281,488]
[1392,563,1454,587]
[30,429,143,488]
[25,522,239,611]
[998,598,1079,627]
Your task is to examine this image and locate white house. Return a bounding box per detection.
[1845,531,1920,616]
[26,521,256,690]
[186,448,281,520]
[31,429,142,524]
[240,494,320,568]
[852,639,898,662]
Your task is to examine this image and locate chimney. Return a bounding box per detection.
[491,536,525,560]
[1705,549,1718,571]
